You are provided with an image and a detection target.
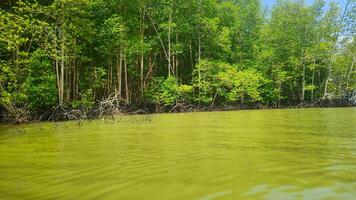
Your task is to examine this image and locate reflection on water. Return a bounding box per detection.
[0,108,355,199]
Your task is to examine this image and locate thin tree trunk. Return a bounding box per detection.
[60,35,65,105]
[289,80,295,101]
[59,3,65,105]
[168,6,172,76]
[197,34,202,104]
[119,51,123,98]
[172,54,175,77]
[55,59,60,103]
[117,51,122,98]
[144,54,156,89]
[198,34,201,63]
[175,33,179,80]
[0,82,17,117]
[190,40,193,68]
[302,63,306,103]
[93,68,97,100]
[140,6,145,95]
[324,63,332,98]
[67,57,71,101]
[124,55,129,102]
[76,60,79,99]
[278,81,281,107]
[346,56,355,89]
[311,59,315,101]
[144,54,152,89]
[72,60,75,100]
[197,29,202,104]
[146,10,170,74]
[110,56,113,94]
[140,51,144,94]
[107,55,111,95]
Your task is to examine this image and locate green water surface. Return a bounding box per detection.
[0,108,356,199]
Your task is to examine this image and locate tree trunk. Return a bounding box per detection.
[67,57,71,101]
[175,33,179,80]
[311,59,315,101]
[124,55,129,102]
[140,6,145,95]
[323,63,332,99]
[117,50,122,99]
[168,7,172,77]
[110,56,113,94]
[302,63,306,103]
[140,51,144,94]
[198,34,201,63]
[107,55,112,96]
[72,60,75,100]
[289,80,295,101]
[60,35,65,105]
[55,59,60,103]
[190,40,193,68]
[278,81,281,107]
[59,3,65,105]
[147,11,169,74]
[0,82,17,118]
[346,56,355,90]
[172,54,175,77]
[145,54,155,89]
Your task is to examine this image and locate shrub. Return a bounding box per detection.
[192,59,267,105]
[71,89,95,109]
[145,76,179,106]
[23,49,57,110]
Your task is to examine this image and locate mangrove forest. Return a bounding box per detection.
[0,0,355,122]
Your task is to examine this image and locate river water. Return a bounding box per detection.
[0,108,355,199]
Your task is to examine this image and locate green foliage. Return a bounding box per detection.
[192,60,267,105]
[71,89,95,109]
[0,0,355,119]
[178,84,194,102]
[145,76,179,106]
[145,76,195,107]
[23,49,57,110]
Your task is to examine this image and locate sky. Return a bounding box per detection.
[262,0,348,9]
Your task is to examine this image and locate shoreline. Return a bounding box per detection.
[1,101,355,125]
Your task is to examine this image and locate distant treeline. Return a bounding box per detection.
[0,0,355,122]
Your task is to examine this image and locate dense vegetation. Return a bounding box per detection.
[0,0,355,122]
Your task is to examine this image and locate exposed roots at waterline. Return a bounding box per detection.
[1,94,355,124]
[45,93,143,122]
[295,97,354,108]
[1,107,30,124]
[48,105,87,121]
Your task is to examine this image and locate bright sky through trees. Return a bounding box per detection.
[262,0,348,8]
